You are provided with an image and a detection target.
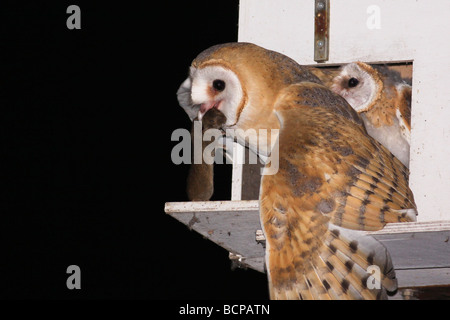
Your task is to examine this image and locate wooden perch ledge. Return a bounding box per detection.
[165,200,450,295]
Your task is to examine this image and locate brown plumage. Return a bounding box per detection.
[177,42,417,299]
[308,67,340,88]
[186,108,226,201]
[261,82,416,299]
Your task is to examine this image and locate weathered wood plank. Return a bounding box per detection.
[372,231,450,270]
[165,201,265,272]
[164,200,258,213]
[164,201,450,288]
[396,268,450,288]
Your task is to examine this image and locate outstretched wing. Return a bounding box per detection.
[260,82,416,300]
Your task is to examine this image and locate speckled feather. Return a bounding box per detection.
[261,82,416,300]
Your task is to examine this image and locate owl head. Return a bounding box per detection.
[177,42,322,154]
[177,57,244,127]
[330,62,383,113]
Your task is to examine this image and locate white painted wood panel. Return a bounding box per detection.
[239,0,450,221]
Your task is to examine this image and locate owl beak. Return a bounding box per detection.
[198,100,222,121]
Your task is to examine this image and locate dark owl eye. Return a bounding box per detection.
[212,79,226,91]
[348,77,359,88]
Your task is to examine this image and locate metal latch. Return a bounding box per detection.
[314,0,330,62]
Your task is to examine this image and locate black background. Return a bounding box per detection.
[0,1,269,299]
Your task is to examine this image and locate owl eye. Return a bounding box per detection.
[212,79,226,91]
[348,77,359,88]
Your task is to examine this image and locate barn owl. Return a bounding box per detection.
[330,62,412,167]
[177,42,417,300]
[186,108,226,201]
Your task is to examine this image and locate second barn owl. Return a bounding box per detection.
[330,62,412,167]
[177,43,417,300]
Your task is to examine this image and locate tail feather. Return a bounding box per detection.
[327,224,397,295]
[267,222,397,300]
